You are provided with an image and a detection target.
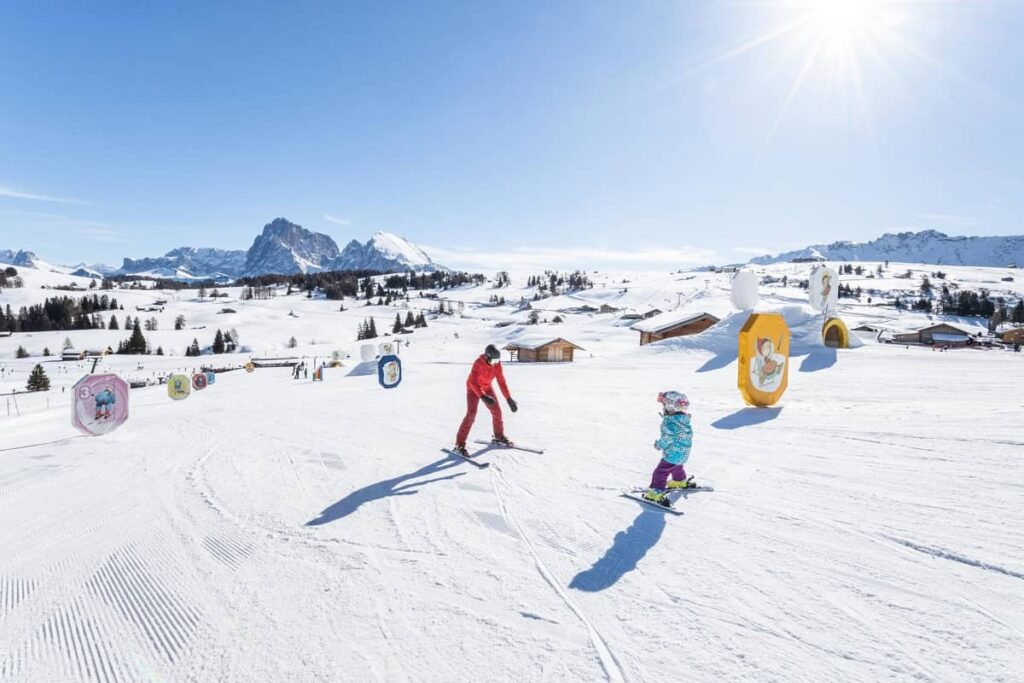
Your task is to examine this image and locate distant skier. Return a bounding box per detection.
[643,391,697,506]
[453,344,518,457]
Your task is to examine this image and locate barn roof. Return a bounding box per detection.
[631,310,720,334]
[503,337,585,351]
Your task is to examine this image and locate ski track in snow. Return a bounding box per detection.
[490,465,626,683]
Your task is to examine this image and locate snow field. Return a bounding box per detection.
[1,263,1023,681]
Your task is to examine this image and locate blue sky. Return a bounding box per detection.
[1,1,1022,270]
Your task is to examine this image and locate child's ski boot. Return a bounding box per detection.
[667,476,697,490]
[452,445,470,458]
[491,435,514,447]
[642,489,671,507]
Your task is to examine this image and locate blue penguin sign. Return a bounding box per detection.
[377,354,402,389]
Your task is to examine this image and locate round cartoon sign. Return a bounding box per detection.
[192,373,208,390]
[245,362,255,373]
[377,354,402,389]
[737,313,791,407]
[205,371,216,385]
[809,266,839,314]
[72,373,129,436]
[168,374,191,400]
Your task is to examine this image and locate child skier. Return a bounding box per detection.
[644,391,696,506]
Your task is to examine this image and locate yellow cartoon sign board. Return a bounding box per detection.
[737,313,791,407]
[167,374,191,400]
[822,317,850,349]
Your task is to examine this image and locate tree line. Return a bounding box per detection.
[0,294,124,333]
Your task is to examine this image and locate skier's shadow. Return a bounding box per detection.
[306,457,465,526]
[570,509,666,592]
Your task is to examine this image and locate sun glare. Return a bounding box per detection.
[706,0,925,139]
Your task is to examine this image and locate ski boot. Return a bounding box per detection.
[491,434,514,448]
[667,476,697,490]
[642,489,671,507]
[452,445,470,458]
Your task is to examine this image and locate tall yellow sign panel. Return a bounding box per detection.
[737,313,791,407]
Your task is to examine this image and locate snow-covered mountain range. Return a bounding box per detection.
[1,218,444,281]
[751,229,1024,267]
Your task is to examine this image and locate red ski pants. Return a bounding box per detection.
[456,390,504,446]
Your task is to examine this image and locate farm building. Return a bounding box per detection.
[503,338,584,363]
[632,311,720,346]
[62,348,86,361]
[891,323,977,347]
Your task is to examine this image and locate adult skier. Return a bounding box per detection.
[453,344,518,457]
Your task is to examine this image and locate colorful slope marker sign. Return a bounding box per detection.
[245,362,255,373]
[168,374,191,400]
[192,373,208,390]
[206,371,216,385]
[72,373,129,436]
[737,313,791,407]
[809,266,839,314]
[378,354,402,389]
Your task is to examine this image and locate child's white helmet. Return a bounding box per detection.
[657,390,689,414]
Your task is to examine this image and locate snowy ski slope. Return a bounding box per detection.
[1,262,1023,681]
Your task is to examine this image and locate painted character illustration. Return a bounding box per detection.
[753,336,786,388]
[94,387,116,420]
[385,362,399,384]
[820,272,833,310]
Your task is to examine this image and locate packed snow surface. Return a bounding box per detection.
[1,262,1023,681]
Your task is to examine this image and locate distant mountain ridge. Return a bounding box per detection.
[750,230,1024,267]
[1,218,444,281]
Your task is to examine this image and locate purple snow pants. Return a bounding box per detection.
[650,458,686,490]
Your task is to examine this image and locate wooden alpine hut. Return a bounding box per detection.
[503,337,584,363]
[632,311,720,346]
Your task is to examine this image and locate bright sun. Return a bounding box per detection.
[708,0,919,137]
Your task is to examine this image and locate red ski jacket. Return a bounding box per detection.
[466,355,511,399]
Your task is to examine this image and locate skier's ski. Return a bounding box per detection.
[620,490,684,515]
[473,439,545,454]
[441,448,490,469]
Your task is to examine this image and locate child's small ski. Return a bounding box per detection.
[620,489,684,515]
[441,448,490,469]
[473,439,545,454]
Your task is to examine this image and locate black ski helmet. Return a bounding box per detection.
[484,344,500,361]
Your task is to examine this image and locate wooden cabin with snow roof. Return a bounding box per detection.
[632,311,720,346]
[503,338,584,363]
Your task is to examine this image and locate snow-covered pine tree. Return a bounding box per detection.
[16,346,29,358]
[109,315,119,330]
[213,329,225,354]
[393,314,403,334]
[26,364,50,391]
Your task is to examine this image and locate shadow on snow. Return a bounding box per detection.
[570,509,666,592]
[711,406,782,430]
[306,456,465,526]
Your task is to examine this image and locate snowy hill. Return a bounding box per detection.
[242,217,341,276]
[4,220,445,281]
[0,261,1021,681]
[751,229,1024,267]
[117,247,247,281]
[333,231,445,273]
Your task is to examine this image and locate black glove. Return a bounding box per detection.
[480,394,496,406]
[508,398,518,413]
